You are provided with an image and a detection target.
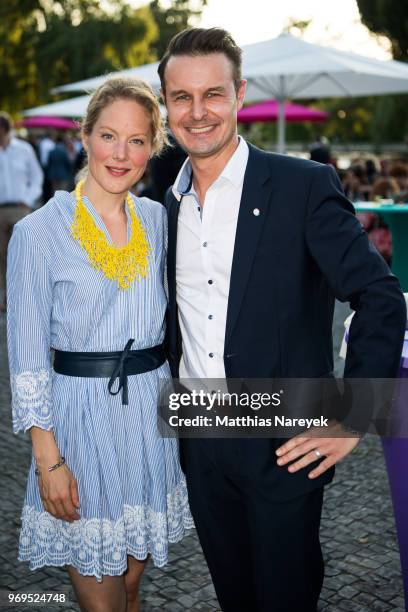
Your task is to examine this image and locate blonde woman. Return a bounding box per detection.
[7,78,193,612]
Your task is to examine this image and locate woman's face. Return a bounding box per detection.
[82,98,153,196]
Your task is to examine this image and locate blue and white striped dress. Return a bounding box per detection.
[7,190,193,580]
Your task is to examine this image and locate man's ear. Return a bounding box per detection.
[160,88,167,106]
[236,79,247,112]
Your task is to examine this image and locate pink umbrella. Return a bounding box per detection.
[238,99,329,123]
[16,116,79,130]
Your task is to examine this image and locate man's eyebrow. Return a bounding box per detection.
[168,89,189,98]
[168,86,226,98]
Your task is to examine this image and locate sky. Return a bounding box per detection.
[142,0,393,60]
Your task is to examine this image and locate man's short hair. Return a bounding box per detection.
[0,111,12,133]
[158,27,243,94]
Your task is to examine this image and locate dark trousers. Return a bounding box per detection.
[0,204,30,306]
[182,438,324,612]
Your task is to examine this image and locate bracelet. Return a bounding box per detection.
[35,456,66,476]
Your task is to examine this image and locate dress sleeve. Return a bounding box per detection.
[7,223,53,433]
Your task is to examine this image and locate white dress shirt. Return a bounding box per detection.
[38,136,55,167]
[173,137,249,379]
[0,137,44,208]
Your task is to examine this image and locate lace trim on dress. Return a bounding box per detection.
[10,369,53,433]
[18,480,194,580]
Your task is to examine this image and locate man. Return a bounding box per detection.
[309,135,331,164]
[0,112,43,311]
[159,28,406,611]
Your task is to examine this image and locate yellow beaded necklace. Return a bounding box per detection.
[70,180,150,289]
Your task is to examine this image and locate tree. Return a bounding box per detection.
[356,0,408,61]
[356,0,408,145]
[0,0,157,113]
[148,0,207,59]
[0,0,208,114]
[34,3,157,101]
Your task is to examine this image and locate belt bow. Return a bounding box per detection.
[108,338,135,405]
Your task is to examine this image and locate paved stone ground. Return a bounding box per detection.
[0,303,405,611]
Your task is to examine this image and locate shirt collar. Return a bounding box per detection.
[172,136,249,201]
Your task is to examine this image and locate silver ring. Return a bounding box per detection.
[315,449,322,459]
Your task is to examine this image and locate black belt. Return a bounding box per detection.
[53,339,166,405]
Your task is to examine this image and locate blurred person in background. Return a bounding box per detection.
[356,178,400,265]
[391,163,408,192]
[46,134,74,192]
[342,164,367,201]
[0,111,43,312]
[371,177,400,201]
[309,135,331,164]
[39,131,55,169]
[364,157,379,185]
[390,163,408,203]
[39,131,55,201]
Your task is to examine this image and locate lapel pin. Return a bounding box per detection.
[253,208,260,216]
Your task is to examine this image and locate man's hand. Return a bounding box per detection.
[275,422,360,479]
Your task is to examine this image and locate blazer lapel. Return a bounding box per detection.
[225,145,275,349]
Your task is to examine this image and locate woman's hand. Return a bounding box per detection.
[37,464,80,522]
[30,426,80,521]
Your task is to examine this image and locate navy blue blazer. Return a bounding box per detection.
[165,143,405,381]
[165,142,406,498]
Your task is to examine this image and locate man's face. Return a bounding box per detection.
[163,53,246,160]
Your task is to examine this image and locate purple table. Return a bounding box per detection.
[382,361,408,610]
[345,323,408,609]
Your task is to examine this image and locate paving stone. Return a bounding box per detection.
[0,305,406,610]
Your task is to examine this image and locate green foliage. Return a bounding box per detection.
[356,0,408,60]
[283,19,312,37]
[356,1,408,144]
[0,0,206,115]
[149,0,207,59]
[33,4,157,100]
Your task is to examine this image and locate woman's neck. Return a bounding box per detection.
[81,176,127,217]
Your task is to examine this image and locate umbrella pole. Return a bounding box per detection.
[277,96,286,154]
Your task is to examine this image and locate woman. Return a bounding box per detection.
[7,77,193,612]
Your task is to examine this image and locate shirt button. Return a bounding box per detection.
[202,241,208,247]
[209,352,214,358]
[208,279,213,285]
[208,314,213,320]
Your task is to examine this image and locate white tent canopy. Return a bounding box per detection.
[35,33,408,152]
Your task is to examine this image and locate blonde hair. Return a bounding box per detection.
[82,76,167,156]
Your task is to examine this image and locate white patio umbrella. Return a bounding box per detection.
[51,33,408,153]
[242,34,408,152]
[23,94,166,119]
[23,95,90,117]
[52,63,161,95]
